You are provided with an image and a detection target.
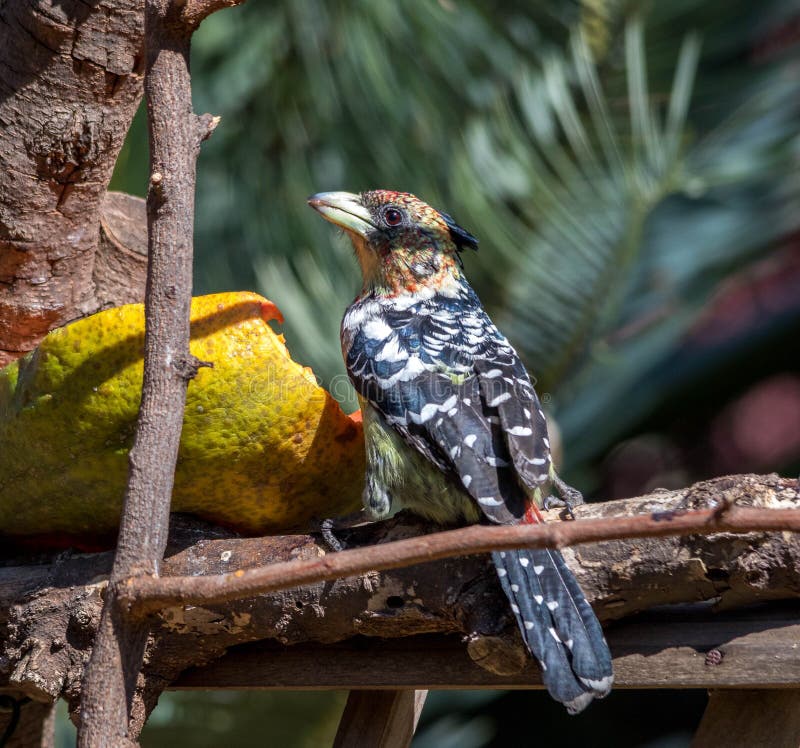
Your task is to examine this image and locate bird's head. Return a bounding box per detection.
[308,189,478,295]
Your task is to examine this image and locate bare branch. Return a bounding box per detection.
[121,495,800,616]
[2,474,798,727]
[76,0,243,743]
[181,0,244,29]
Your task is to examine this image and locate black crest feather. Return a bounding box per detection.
[440,211,479,252]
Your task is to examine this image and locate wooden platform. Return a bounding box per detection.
[174,603,800,691]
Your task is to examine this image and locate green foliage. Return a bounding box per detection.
[55,692,346,747]
[112,0,800,469]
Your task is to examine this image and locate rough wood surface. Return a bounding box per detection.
[120,483,800,617]
[0,0,145,366]
[171,604,800,691]
[0,699,54,748]
[0,474,797,729]
[692,690,800,748]
[74,0,228,741]
[333,690,427,748]
[95,192,149,310]
[172,602,800,690]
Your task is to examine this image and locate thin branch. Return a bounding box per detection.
[2,475,798,724]
[76,0,242,744]
[182,0,243,28]
[121,502,800,616]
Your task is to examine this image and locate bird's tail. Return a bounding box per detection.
[491,547,613,714]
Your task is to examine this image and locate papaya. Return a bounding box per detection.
[0,292,364,545]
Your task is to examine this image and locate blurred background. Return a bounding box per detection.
[61,0,800,744]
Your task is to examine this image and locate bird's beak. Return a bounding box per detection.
[307,192,374,239]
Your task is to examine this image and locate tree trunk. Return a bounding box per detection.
[0,0,145,366]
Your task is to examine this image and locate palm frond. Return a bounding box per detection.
[483,21,700,390]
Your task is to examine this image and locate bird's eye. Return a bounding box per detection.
[383,207,403,227]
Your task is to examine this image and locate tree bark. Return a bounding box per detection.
[0,474,797,732]
[0,698,54,748]
[0,0,147,366]
[75,4,215,746]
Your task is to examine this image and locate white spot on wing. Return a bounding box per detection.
[478,496,503,506]
[376,356,426,387]
[375,335,408,362]
[511,604,520,614]
[412,403,439,424]
[484,369,503,378]
[533,565,544,575]
[524,621,534,630]
[511,584,519,592]
[496,567,507,577]
[548,627,561,643]
[486,456,509,467]
[507,426,532,436]
[519,558,529,568]
[463,434,477,448]
[439,394,458,412]
[462,474,472,488]
[546,601,559,611]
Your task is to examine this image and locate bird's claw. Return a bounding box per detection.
[313,510,368,552]
[318,517,345,552]
[543,494,575,519]
[545,476,585,520]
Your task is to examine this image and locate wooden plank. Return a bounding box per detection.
[173,606,800,691]
[0,699,55,748]
[692,690,800,748]
[333,690,427,748]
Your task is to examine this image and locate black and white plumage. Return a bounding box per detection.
[342,281,613,711]
[342,281,551,521]
[309,189,613,713]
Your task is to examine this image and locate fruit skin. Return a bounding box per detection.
[0,292,364,544]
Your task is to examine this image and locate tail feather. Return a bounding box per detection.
[540,548,613,692]
[492,547,613,714]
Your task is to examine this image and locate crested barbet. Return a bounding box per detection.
[308,190,614,713]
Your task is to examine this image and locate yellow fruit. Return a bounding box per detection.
[0,292,364,544]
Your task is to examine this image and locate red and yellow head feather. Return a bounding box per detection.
[309,189,477,296]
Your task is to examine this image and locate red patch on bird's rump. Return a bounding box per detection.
[523,502,544,525]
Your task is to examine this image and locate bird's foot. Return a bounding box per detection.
[319,517,345,552]
[542,494,575,518]
[545,476,585,520]
[312,510,368,552]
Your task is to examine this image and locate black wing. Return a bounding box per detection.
[344,288,552,524]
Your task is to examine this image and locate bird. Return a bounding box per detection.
[308,189,613,713]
